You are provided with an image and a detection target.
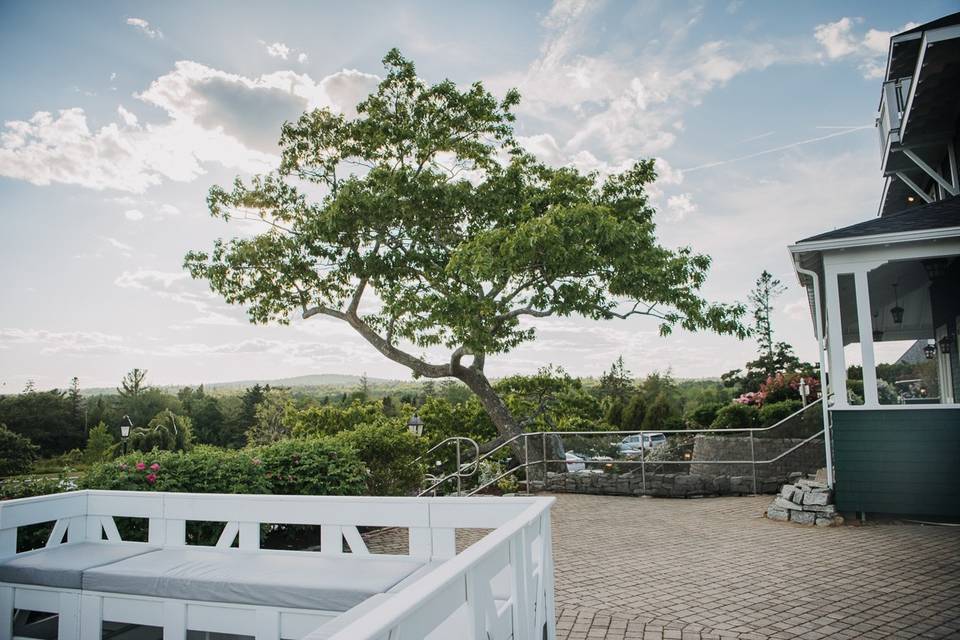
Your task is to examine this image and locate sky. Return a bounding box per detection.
[1,0,955,391]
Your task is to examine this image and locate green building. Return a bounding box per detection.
[790,13,960,518]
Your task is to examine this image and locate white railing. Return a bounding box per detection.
[877,76,912,164]
[0,490,555,640]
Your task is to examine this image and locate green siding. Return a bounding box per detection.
[832,409,960,517]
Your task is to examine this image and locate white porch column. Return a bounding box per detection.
[823,268,848,407]
[854,271,880,407]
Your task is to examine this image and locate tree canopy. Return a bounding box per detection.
[185,50,746,450]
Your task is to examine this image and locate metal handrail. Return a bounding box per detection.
[416,436,480,496]
[465,397,826,496]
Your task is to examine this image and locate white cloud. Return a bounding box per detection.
[665,193,697,221]
[298,52,309,64]
[0,60,381,192]
[103,236,134,257]
[264,41,290,60]
[115,269,187,290]
[117,105,138,126]
[115,269,242,326]
[813,17,918,79]
[126,18,162,39]
[124,209,145,221]
[0,328,130,356]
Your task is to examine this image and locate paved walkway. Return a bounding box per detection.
[548,493,960,640]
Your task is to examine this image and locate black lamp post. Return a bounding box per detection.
[407,413,424,437]
[120,415,133,455]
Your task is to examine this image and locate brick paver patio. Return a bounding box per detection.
[548,493,960,640]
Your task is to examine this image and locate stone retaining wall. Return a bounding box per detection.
[689,435,825,478]
[543,470,794,498]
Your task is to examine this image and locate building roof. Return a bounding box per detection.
[886,12,960,81]
[797,196,960,244]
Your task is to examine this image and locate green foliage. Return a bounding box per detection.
[288,400,384,438]
[84,446,269,494]
[83,422,115,464]
[684,402,723,428]
[621,395,646,430]
[642,392,680,431]
[758,400,803,427]
[710,403,758,429]
[748,270,785,374]
[332,421,425,495]
[246,390,292,445]
[128,410,193,452]
[497,366,602,432]
[0,424,40,476]
[251,438,367,497]
[416,396,497,445]
[598,356,633,400]
[603,397,626,428]
[0,389,82,455]
[184,49,746,443]
[0,474,71,500]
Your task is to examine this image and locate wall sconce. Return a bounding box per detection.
[922,259,948,281]
[939,335,954,355]
[923,342,937,359]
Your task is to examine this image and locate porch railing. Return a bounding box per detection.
[421,398,825,497]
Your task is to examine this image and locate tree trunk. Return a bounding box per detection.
[454,365,564,483]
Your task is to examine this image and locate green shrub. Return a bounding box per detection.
[684,403,723,428]
[710,403,758,429]
[128,410,193,453]
[0,474,72,500]
[332,421,425,495]
[0,424,40,477]
[84,422,116,464]
[252,437,367,497]
[83,446,269,494]
[758,400,803,427]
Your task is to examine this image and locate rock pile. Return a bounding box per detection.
[766,478,843,526]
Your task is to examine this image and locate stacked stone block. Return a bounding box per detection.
[765,478,843,526]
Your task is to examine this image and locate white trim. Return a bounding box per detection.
[831,404,960,411]
[789,226,960,254]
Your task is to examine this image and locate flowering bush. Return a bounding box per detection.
[733,373,820,407]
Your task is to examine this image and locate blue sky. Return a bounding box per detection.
[1,0,955,390]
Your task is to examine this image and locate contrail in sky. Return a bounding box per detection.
[683,125,873,173]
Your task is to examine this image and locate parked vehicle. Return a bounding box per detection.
[617,433,667,455]
[565,451,586,472]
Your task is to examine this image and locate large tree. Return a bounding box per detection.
[185,50,746,465]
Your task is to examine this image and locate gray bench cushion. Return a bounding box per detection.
[83,547,426,611]
[0,542,158,589]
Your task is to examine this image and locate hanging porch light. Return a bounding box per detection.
[890,284,904,325]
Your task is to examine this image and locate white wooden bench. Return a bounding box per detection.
[0,490,555,640]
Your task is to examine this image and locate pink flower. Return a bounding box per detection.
[135,462,146,471]
[149,463,160,471]
[145,473,157,484]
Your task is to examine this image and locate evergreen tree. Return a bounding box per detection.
[598,356,633,400]
[748,271,786,376]
[118,368,149,397]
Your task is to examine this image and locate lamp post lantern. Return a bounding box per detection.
[120,415,133,455]
[407,413,424,437]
